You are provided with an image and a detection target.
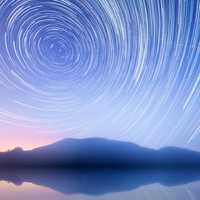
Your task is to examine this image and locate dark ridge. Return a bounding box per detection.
[0,138,200,168]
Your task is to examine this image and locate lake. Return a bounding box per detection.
[0,169,200,200]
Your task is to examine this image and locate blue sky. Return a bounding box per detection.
[0,0,199,150]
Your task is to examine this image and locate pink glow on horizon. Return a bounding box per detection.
[0,122,66,152]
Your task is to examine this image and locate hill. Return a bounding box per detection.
[0,138,200,168]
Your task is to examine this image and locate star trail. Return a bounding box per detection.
[0,0,199,149]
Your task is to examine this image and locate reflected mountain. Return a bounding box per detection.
[1,169,200,195]
[1,138,200,168]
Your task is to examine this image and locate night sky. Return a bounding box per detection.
[0,0,199,151]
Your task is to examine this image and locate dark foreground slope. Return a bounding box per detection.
[0,138,200,168]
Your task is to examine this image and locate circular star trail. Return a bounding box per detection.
[0,0,199,149]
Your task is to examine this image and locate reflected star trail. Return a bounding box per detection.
[0,0,199,150]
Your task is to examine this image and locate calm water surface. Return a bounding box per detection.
[0,169,200,200]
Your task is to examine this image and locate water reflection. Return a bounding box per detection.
[0,169,200,200]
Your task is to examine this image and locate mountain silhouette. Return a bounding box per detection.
[0,138,200,168]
